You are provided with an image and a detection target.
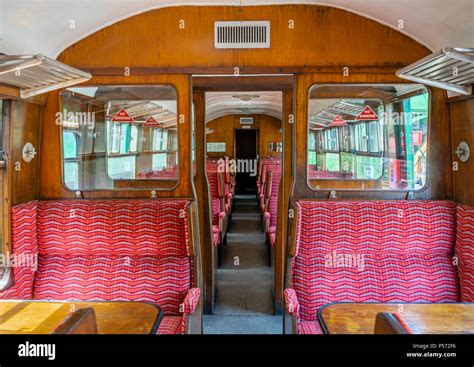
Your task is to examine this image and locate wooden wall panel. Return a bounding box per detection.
[10,101,42,206]
[451,98,474,206]
[193,90,215,314]
[206,114,282,158]
[39,74,193,199]
[293,73,452,200]
[58,5,428,70]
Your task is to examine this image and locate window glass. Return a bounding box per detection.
[61,85,178,190]
[307,84,429,190]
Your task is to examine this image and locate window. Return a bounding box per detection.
[61,85,178,190]
[307,84,429,190]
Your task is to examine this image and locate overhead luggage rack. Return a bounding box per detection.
[0,54,91,98]
[396,47,474,95]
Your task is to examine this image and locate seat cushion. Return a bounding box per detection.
[157,316,183,334]
[293,200,459,321]
[299,319,324,334]
[33,199,193,316]
[33,256,191,315]
[0,201,38,300]
[456,204,474,302]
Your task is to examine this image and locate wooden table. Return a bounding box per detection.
[0,300,162,334]
[318,303,474,334]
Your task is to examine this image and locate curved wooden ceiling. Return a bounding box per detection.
[205,91,282,123]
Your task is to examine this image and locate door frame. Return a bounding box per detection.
[192,74,294,315]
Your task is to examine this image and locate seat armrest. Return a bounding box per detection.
[181,288,202,334]
[284,288,300,334]
[284,288,299,315]
[218,211,226,232]
[183,288,201,315]
[263,212,270,233]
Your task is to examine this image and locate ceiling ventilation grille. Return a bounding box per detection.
[214,21,270,49]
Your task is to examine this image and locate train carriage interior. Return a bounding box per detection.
[0,0,473,362]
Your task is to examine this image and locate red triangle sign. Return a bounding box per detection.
[112,108,134,123]
[328,115,347,127]
[144,115,160,126]
[356,106,379,121]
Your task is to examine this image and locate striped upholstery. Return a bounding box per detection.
[207,160,227,249]
[259,162,281,212]
[290,200,459,333]
[157,316,183,334]
[263,165,282,246]
[2,200,200,334]
[33,200,192,316]
[0,201,38,300]
[456,204,474,302]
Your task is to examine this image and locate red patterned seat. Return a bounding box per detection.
[207,160,228,259]
[2,199,200,334]
[286,200,461,334]
[456,204,474,302]
[263,166,282,245]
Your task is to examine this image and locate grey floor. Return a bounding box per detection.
[203,195,283,334]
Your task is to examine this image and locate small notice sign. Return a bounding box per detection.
[144,116,160,126]
[356,106,379,121]
[112,108,134,122]
[328,115,347,127]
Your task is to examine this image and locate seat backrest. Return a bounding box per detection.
[265,165,282,229]
[33,199,192,316]
[455,204,474,302]
[0,201,38,300]
[206,162,225,224]
[292,200,459,320]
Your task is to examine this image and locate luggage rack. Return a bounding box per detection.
[0,54,91,98]
[396,47,474,95]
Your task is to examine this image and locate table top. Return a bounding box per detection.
[0,300,162,334]
[318,303,474,334]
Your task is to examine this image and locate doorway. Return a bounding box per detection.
[235,129,257,194]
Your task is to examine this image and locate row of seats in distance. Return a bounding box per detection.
[257,158,282,266]
[284,200,474,334]
[206,157,236,266]
[1,199,201,334]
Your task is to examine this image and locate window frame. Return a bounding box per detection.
[307,83,430,192]
[59,84,180,192]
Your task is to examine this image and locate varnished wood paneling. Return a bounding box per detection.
[319,303,474,334]
[451,98,474,206]
[0,300,161,334]
[274,88,294,315]
[206,114,282,158]
[39,74,193,199]
[293,73,452,200]
[193,90,215,314]
[58,6,429,69]
[10,101,42,206]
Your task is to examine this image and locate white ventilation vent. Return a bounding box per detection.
[240,117,254,124]
[215,21,270,49]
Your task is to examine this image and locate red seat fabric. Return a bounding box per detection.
[288,200,460,334]
[2,199,199,334]
[263,165,282,244]
[456,204,474,302]
[207,161,227,246]
[157,316,183,334]
[2,201,38,299]
[299,320,324,334]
